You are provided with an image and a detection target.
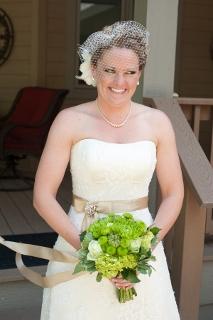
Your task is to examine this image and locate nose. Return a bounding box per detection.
[113,73,126,87]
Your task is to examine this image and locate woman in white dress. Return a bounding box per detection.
[33,21,184,319]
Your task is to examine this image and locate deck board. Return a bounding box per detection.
[0,192,33,234]
[0,173,72,236]
[0,208,12,235]
[7,191,51,233]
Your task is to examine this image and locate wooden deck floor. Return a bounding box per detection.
[0,172,72,236]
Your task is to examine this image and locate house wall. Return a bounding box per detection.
[175,0,213,97]
[0,0,33,116]
[45,0,67,89]
[0,0,69,118]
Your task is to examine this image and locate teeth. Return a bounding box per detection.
[111,88,125,93]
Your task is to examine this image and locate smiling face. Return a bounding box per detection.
[93,47,142,107]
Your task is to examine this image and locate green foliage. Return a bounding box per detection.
[81,232,94,249]
[73,262,85,274]
[149,226,160,236]
[121,269,140,283]
[96,272,103,282]
[79,230,87,242]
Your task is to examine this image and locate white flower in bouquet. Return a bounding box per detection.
[87,240,102,261]
[140,231,154,251]
[130,238,142,253]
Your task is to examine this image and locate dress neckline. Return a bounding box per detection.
[72,138,157,149]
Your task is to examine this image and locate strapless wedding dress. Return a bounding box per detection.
[40,139,180,320]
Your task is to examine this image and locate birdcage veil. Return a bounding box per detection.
[76,20,150,87]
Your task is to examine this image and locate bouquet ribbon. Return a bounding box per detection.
[0,195,148,288]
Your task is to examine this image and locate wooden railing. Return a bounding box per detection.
[143,97,213,320]
[178,98,213,236]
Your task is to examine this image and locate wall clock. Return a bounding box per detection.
[0,8,14,66]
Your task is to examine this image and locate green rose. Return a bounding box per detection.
[117,246,128,256]
[106,245,116,255]
[87,240,103,261]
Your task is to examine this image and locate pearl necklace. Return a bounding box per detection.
[96,100,132,128]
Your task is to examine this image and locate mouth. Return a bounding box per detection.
[109,87,127,94]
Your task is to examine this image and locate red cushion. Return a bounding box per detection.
[10,88,58,125]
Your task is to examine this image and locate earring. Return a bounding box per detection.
[137,81,140,86]
[91,76,96,86]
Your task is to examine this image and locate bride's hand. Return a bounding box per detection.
[110,275,133,289]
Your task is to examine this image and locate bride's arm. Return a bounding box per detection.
[152,110,184,242]
[33,109,81,250]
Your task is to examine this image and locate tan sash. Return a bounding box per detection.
[0,196,148,288]
[73,195,148,231]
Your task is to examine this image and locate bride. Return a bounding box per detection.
[33,21,184,319]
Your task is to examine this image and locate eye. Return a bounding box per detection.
[104,68,115,73]
[125,70,137,75]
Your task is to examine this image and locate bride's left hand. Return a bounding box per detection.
[110,275,133,289]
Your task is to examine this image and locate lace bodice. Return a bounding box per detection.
[70,139,157,201]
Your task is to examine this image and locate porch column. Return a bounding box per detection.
[134,0,179,98]
[133,0,179,213]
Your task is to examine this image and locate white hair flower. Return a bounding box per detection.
[76,51,96,87]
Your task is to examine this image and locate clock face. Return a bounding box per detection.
[0,8,14,66]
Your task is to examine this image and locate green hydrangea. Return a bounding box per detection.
[95,254,123,278]
[119,254,137,269]
[95,253,137,278]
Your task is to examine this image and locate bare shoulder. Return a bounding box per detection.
[57,101,95,121]
[48,101,96,143]
[52,101,95,129]
[148,108,176,144]
[134,103,176,144]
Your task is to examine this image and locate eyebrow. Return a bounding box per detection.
[103,65,139,71]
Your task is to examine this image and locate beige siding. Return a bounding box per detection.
[176,0,213,97]
[45,0,66,88]
[0,0,69,117]
[0,0,32,116]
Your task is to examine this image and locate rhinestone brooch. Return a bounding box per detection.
[84,202,98,217]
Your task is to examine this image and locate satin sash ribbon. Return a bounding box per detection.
[0,236,85,288]
[0,196,148,288]
[73,195,148,232]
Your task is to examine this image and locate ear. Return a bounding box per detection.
[91,65,97,80]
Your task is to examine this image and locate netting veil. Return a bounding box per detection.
[76,20,150,86]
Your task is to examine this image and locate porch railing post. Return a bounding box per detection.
[171,179,206,320]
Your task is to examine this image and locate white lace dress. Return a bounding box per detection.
[40,139,180,320]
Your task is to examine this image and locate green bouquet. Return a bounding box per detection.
[73,212,160,303]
